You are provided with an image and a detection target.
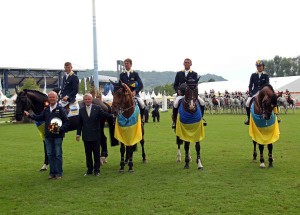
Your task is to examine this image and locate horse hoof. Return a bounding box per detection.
[198,167,203,170]
[142,159,147,164]
[128,169,134,173]
[259,163,266,168]
[119,169,124,173]
[268,164,273,168]
[184,165,189,169]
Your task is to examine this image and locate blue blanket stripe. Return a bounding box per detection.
[250,103,275,128]
[117,103,140,127]
[179,102,202,124]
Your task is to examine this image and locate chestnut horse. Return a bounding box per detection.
[249,84,279,168]
[110,81,146,173]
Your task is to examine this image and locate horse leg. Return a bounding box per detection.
[177,136,183,163]
[195,142,203,170]
[100,123,108,165]
[258,144,265,168]
[127,146,134,173]
[184,141,190,169]
[40,140,48,171]
[140,139,146,163]
[119,143,126,173]
[268,144,274,168]
[252,140,257,162]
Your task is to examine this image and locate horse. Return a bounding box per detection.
[14,89,116,170]
[249,84,279,168]
[175,77,204,170]
[277,91,288,114]
[110,81,146,173]
[286,95,296,113]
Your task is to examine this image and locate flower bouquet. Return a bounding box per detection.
[48,118,62,134]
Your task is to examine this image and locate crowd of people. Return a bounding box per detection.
[23,58,280,180]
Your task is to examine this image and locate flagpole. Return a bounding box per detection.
[92,0,99,90]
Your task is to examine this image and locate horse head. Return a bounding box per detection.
[110,80,134,117]
[15,90,31,121]
[15,89,48,121]
[257,85,277,120]
[184,77,200,113]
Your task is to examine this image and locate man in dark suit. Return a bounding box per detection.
[244,60,270,125]
[172,58,206,128]
[60,62,79,105]
[76,93,114,176]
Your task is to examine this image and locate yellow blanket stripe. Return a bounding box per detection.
[37,123,45,140]
[249,115,280,144]
[114,115,142,146]
[176,115,205,143]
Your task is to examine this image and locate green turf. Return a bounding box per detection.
[0,110,299,214]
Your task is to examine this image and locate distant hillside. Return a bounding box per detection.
[79,70,227,90]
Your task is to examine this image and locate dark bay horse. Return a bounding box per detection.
[175,77,204,170]
[249,84,279,168]
[15,89,116,169]
[110,81,146,173]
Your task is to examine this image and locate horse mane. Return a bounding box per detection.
[23,89,48,98]
[262,84,275,93]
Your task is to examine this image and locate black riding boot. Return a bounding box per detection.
[244,107,250,125]
[200,105,207,126]
[172,107,178,129]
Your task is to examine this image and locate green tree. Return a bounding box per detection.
[78,78,93,94]
[20,78,40,91]
[208,78,215,82]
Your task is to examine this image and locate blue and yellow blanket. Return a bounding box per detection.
[249,103,280,144]
[114,103,142,146]
[176,101,205,143]
[35,121,45,140]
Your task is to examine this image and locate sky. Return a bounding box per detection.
[1,0,300,82]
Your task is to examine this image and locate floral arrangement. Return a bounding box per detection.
[48,122,60,134]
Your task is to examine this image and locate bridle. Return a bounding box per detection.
[113,88,135,116]
[15,94,35,117]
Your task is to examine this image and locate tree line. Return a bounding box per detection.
[264,55,300,77]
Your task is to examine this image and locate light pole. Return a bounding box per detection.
[92,0,99,90]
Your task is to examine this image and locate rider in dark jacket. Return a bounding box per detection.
[60,62,79,104]
[244,60,269,125]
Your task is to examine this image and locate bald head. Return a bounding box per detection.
[48,91,58,106]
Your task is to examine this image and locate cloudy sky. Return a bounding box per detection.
[0,0,299,81]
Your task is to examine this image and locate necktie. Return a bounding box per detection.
[86,106,91,117]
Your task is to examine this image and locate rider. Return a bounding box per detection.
[244,60,269,125]
[172,58,206,128]
[60,62,79,107]
[285,89,291,101]
[119,58,145,118]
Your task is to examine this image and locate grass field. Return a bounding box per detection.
[0,110,299,215]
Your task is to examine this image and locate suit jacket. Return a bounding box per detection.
[119,71,143,94]
[173,70,198,92]
[29,103,69,138]
[77,104,113,142]
[61,72,79,103]
[248,72,269,96]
